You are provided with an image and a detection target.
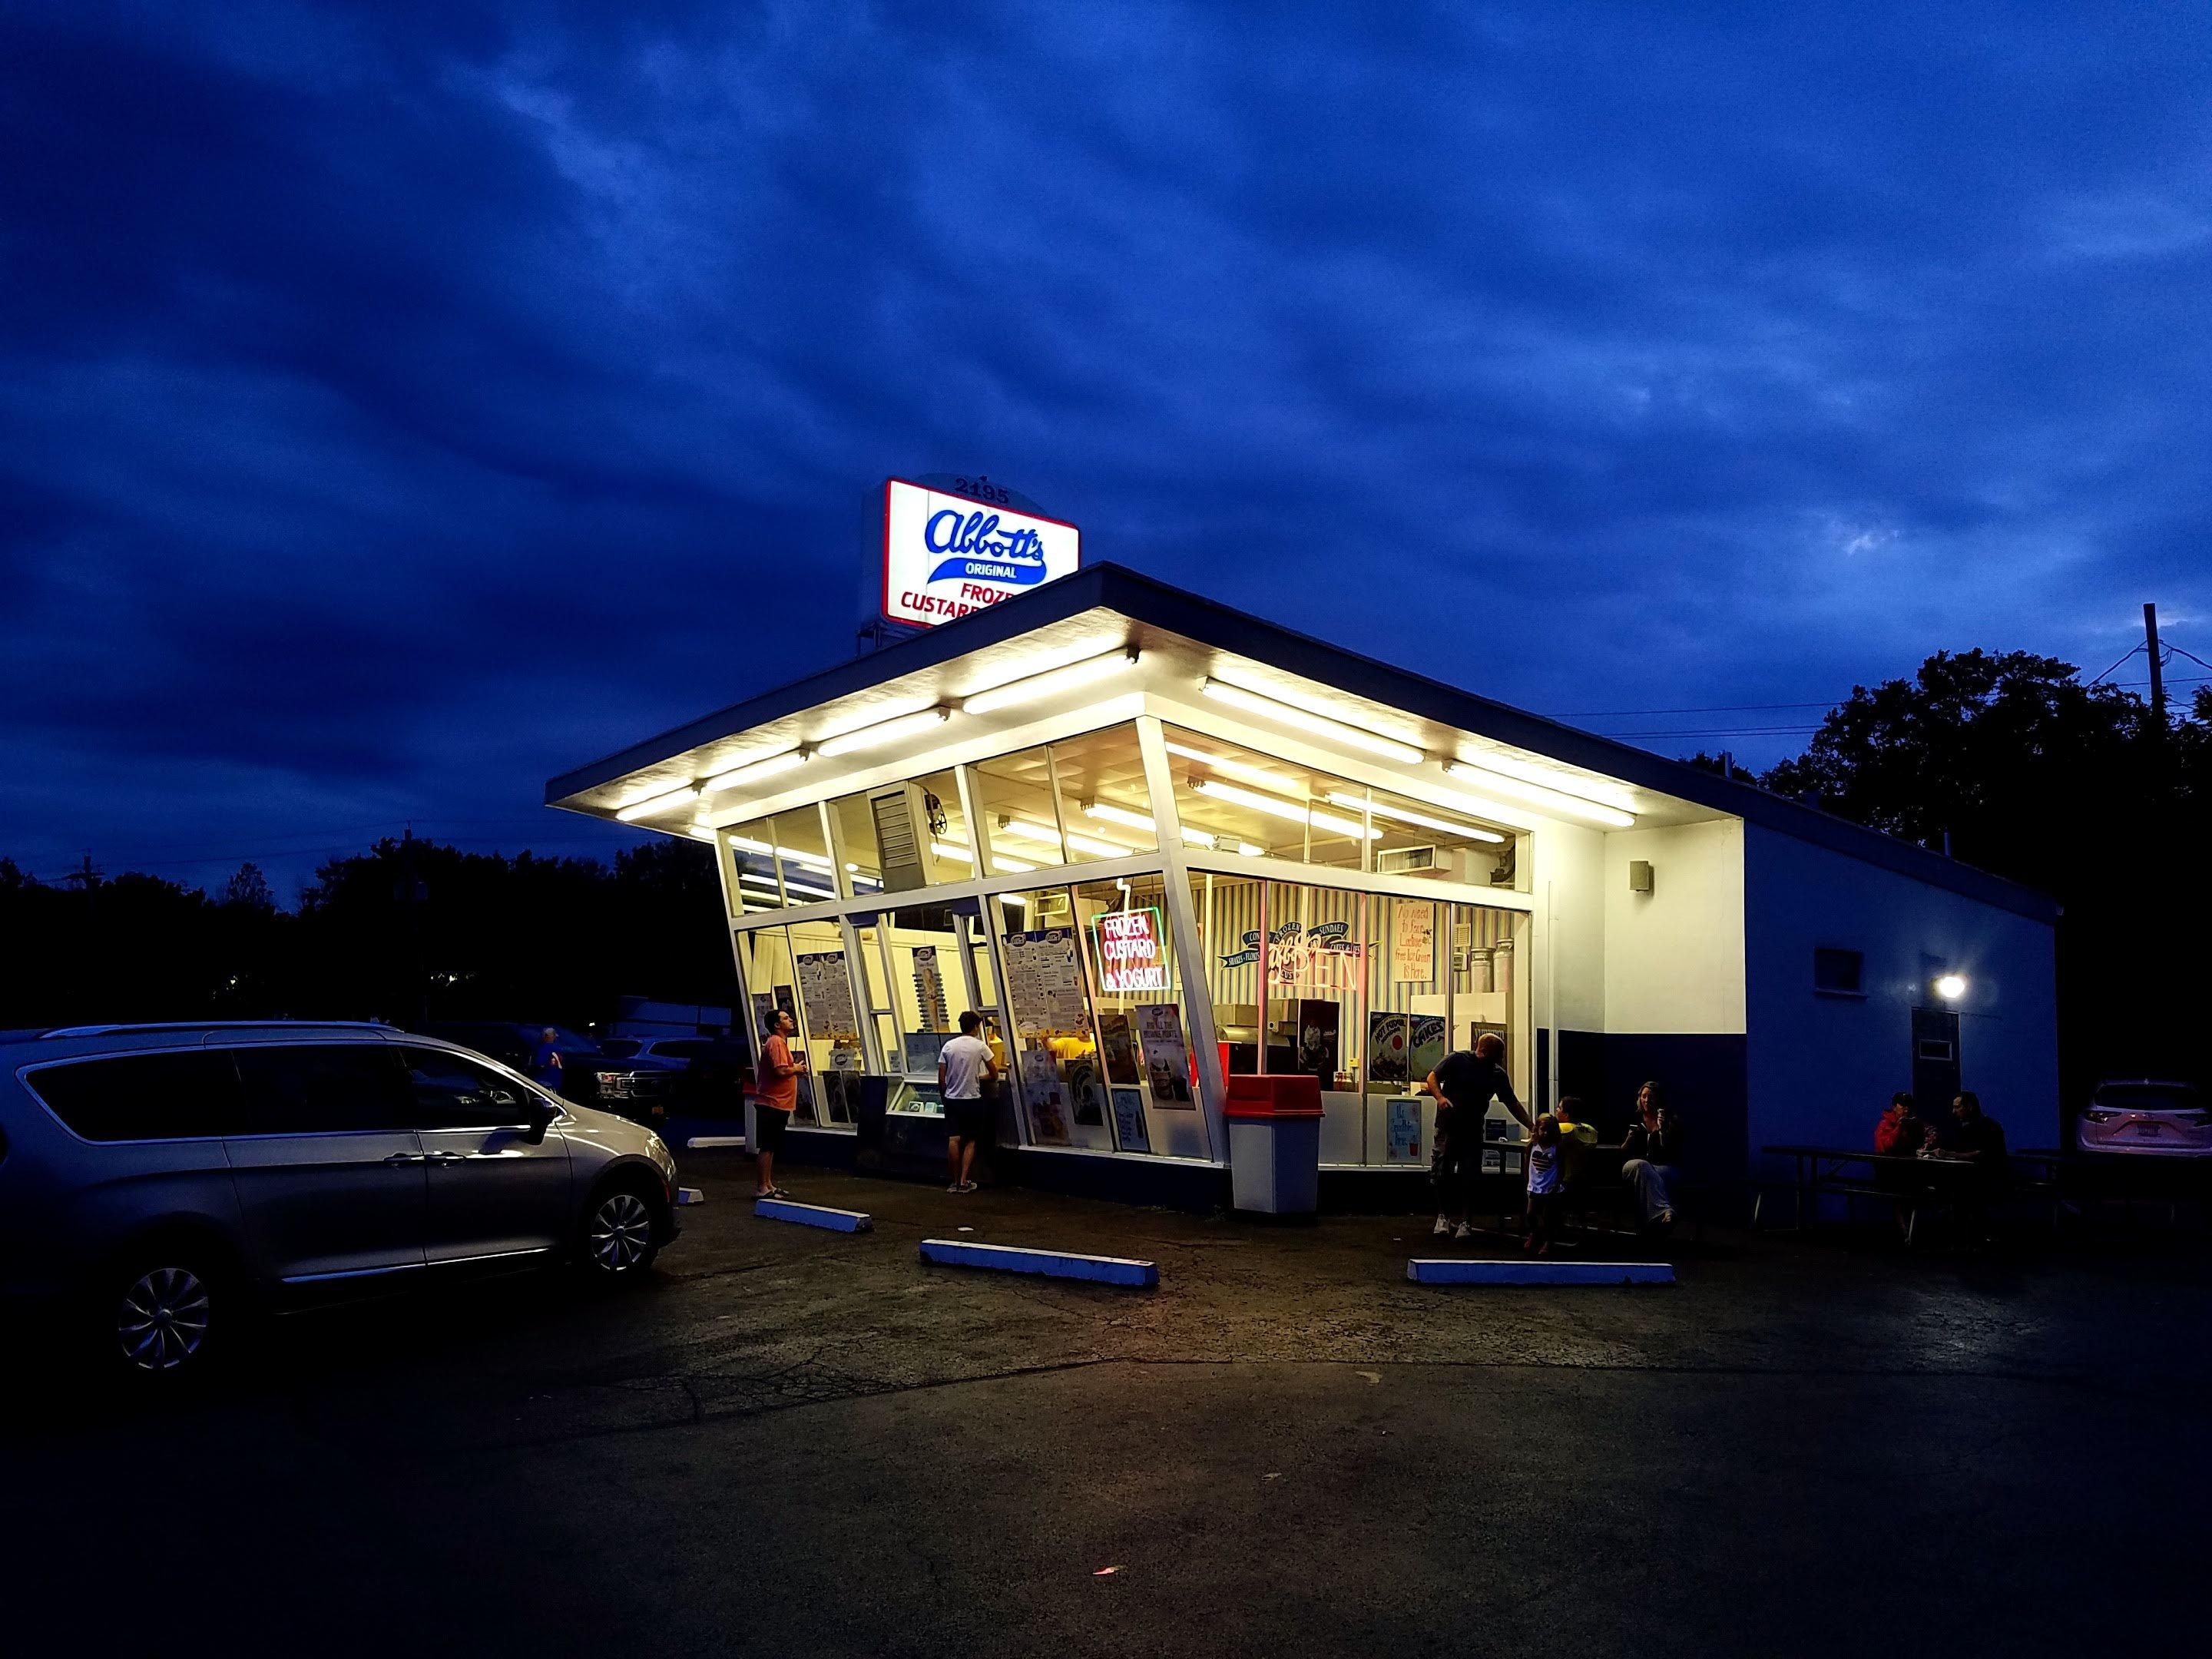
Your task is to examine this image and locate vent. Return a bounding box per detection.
[868,783,939,894]
[1377,844,1439,874]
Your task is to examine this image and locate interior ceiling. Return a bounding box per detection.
[557,605,1724,830]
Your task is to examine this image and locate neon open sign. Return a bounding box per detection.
[1093,907,1169,994]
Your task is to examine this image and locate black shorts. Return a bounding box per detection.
[945,1097,994,1142]
[753,1104,790,1153]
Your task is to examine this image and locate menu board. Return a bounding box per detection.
[1392,902,1437,983]
[1386,1096,1425,1163]
[1134,1003,1196,1107]
[910,945,950,1032]
[1111,1088,1151,1154]
[793,951,859,1040]
[1001,928,1089,1037]
[1019,1045,1071,1144]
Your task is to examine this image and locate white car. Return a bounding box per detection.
[2075,1079,2210,1157]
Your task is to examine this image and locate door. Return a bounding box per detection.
[1910,1008,1961,1113]
[397,1045,573,1263]
[221,1042,426,1283]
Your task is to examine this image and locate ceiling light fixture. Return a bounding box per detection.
[1198,680,1424,765]
[963,647,1140,714]
[1442,760,1635,828]
[1455,749,1637,814]
[1323,790,1507,844]
[1190,777,1381,839]
[727,835,836,872]
[1162,739,1310,795]
[816,706,953,758]
[1083,801,1159,835]
[615,785,701,823]
[702,747,806,793]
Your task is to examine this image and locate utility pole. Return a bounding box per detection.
[2144,602,2166,728]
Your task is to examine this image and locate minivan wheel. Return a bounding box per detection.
[582,1187,661,1280]
[112,1261,217,1376]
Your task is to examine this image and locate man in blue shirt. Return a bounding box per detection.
[530,1027,565,1093]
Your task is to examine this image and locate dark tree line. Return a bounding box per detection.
[1694,649,2212,1102]
[0,836,735,1033]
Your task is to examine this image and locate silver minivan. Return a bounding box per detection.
[0,1022,680,1376]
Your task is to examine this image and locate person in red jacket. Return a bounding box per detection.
[1873,1091,1931,1237]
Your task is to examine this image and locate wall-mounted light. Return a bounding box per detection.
[816,706,952,757]
[963,647,1139,714]
[1934,973,1968,1002]
[1198,680,1425,765]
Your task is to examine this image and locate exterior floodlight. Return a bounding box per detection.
[614,785,701,823]
[816,707,952,758]
[1442,760,1635,829]
[1198,679,1426,765]
[702,747,806,793]
[1934,973,1968,1002]
[962,648,1139,714]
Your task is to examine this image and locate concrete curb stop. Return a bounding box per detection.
[754,1197,873,1233]
[919,1238,1158,1287]
[1406,1258,1674,1286]
[686,1135,747,1149]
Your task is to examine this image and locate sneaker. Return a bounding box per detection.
[958,1181,979,1194]
[1453,1222,1472,1241]
[1432,1216,1452,1237]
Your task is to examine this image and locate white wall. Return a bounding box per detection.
[1531,821,1607,1039]
[1743,824,2058,1162]
[1604,820,1745,1034]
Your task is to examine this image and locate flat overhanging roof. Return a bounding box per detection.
[547,562,2057,922]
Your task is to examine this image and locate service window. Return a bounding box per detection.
[25,1051,241,1142]
[229,1044,412,1136]
[399,1046,543,1129]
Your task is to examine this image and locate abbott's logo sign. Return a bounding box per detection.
[882,478,1080,627]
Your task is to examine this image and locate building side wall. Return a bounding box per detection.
[1603,820,1746,1035]
[1743,823,2059,1165]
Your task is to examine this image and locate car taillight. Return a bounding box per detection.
[2083,1109,2118,1124]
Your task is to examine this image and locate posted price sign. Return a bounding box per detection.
[1094,907,1169,994]
[882,478,1081,628]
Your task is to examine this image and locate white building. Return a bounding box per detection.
[547,562,2058,1211]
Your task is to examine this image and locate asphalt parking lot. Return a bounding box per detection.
[7,1154,2209,1657]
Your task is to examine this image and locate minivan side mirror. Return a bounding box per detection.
[524,1098,561,1144]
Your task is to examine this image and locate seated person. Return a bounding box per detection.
[1927,1091,2008,1243]
[1620,1080,1683,1229]
[1553,1094,1600,1188]
[1873,1090,1931,1237]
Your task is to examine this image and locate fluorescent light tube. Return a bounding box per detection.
[1443,760,1634,827]
[1323,790,1507,843]
[1199,680,1424,765]
[616,786,701,823]
[962,648,1138,714]
[1455,749,1637,814]
[1083,801,1159,835]
[816,707,952,757]
[1190,777,1381,840]
[702,747,806,793]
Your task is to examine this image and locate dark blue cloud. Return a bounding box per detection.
[2,1,2207,896]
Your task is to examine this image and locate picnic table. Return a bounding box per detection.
[1757,1144,2065,1239]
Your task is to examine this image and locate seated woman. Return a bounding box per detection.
[1619,1081,1683,1229]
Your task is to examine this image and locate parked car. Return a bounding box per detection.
[2075,1078,2210,1157]
[419,1021,680,1130]
[600,1035,753,1120]
[0,1021,680,1377]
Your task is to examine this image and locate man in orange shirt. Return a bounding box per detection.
[754,1008,806,1199]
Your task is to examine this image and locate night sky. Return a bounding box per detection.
[5,3,2207,900]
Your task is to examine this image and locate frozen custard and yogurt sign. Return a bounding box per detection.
[882,478,1081,628]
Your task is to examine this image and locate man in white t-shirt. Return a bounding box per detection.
[937,1009,998,1194]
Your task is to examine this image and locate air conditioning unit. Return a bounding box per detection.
[868,783,945,893]
[1377,844,1439,874]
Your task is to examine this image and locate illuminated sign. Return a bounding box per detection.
[1092,907,1169,994]
[882,477,1081,628]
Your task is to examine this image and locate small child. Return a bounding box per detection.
[1523,1113,1565,1255]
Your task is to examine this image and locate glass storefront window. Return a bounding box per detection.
[1161,727,1371,869]
[1049,724,1158,859]
[968,746,1065,875]
[880,902,975,1091]
[727,820,789,913]
[1363,782,1519,889]
[735,922,862,1126]
[827,792,882,893]
[1071,872,1211,1160]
